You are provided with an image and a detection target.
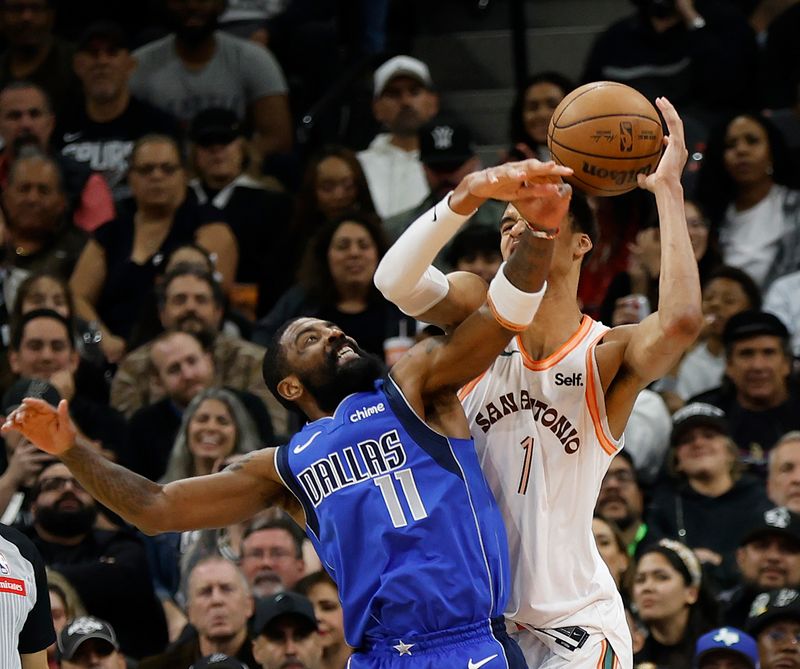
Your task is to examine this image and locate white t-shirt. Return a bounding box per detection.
[676,341,726,400]
[357,134,430,219]
[720,184,788,287]
[764,269,800,356]
[131,31,288,122]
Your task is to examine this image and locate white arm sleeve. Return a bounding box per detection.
[374,193,474,316]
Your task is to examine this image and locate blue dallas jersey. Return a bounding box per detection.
[275,376,512,649]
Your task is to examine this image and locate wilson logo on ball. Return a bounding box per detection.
[581,162,654,185]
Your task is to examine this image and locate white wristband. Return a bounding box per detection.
[486,262,546,331]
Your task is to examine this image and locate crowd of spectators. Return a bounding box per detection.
[4,0,800,668]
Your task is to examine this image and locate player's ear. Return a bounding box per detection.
[574,232,593,260]
[277,374,303,403]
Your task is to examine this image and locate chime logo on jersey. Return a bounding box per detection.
[0,577,26,596]
[0,552,9,575]
[474,389,581,453]
[297,429,408,506]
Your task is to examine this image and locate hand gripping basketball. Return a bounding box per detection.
[2,398,76,456]
[465,159,573,202]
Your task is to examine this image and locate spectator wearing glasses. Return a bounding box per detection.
[239,517,306,599]
[746,587,800,669]
[19,462,167,659]
[69,134,238,364]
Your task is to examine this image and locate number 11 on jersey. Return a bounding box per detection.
[375,468,429,528]
[518,436,534,495]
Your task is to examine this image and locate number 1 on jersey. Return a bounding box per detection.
[518,436,534,495]
[375,468,428,528]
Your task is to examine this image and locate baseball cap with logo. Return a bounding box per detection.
[695,627,758,668]
[418,119,475,172]
[670,402,729,446]
[57,616,119,661]
[373,55,433,98]
[747,588,800,637]
[251,591,317,637]
[2,377,60,415]
[739,506,800,549]
[190,653,249,669]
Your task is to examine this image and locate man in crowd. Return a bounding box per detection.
[239,517,306,598]
[130,0,292,162]
[769,432,800,513]
[0,0,78,114]
[21,462,167,659]
[0,82,114,231]
[123,330,271,481]
[720,506,800,628]
[57,21,179,202]
[58,616,126,669]
[595,450,649,557]
[111,264,287,435]
[691,310,800,465]
[357,55,439,219]
[694,627,759,669]
[747,587,800,669]
[140,556,257,669]
[251,592,322,669]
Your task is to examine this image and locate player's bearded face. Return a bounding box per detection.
[299,340,385,413]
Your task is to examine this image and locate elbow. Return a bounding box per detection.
[373,259,397,300]
[663,306,704,342]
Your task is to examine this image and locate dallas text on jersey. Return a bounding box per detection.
[474,390,581,453]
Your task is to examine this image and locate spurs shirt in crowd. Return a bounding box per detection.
[459,316,632,663]
[0,524,54,668]
[276,377,523,667]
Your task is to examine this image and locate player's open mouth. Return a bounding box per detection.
[336,346,358,364]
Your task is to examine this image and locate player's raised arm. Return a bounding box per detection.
[393,185,571,396]
[619,98,704,385]
[2,399,295,534]
[374,159,572,330]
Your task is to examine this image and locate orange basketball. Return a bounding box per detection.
[547,82,664,197]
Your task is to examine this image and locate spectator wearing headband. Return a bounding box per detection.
[633,539,720,669]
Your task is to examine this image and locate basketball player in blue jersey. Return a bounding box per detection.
[375,98,703,668]
[3,159,574,669]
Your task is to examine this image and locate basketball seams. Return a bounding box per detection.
[551,113,661,129]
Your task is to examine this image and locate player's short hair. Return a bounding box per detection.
[261,318,303,412]
[566,189,598,264]
[242,515,304,559]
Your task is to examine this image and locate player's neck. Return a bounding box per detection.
[519,279,583,359]
[86,90,130,123]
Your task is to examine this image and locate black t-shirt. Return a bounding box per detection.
[93,196,216,341]
[0,523,54,659]
[56,97,180,201]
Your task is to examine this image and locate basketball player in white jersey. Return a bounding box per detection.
[374,98,702,668]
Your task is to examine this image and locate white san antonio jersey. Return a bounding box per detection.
[459,316,629,654]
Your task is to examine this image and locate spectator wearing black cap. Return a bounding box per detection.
[746,587,800,669]
[357,55,439,220]
[382,118,505,264]
[646,402,771,590]
[56,21,179,204]
[719,507,800,630]
[58,615,127,669]
[694,626,759,669]
[187,107,293,318]
[250,592,322,669]
[690,309,800,463]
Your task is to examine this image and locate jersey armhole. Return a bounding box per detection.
[585,331,623,457]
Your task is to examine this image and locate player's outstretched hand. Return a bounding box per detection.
[2,398,76,457]
[457,159,573,204]
[638,97,687,193]
[512,183,572,235]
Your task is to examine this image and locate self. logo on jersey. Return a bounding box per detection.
[554,372,583,387]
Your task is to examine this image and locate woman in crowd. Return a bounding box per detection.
[295,570,353,669]
[160,388,261,483]
[288,145,376,266]
[46,569,86,669]
[506,71,574,162]
[674,265,762,402]
[600,199,720,326]
[592,514,632,591]
[69,134,238,364]
[696,112,800,290]
[632,539,719,669]
[255,212,414,359]
[646,410,770,589]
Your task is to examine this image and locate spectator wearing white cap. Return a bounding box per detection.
[356,55,439,219]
